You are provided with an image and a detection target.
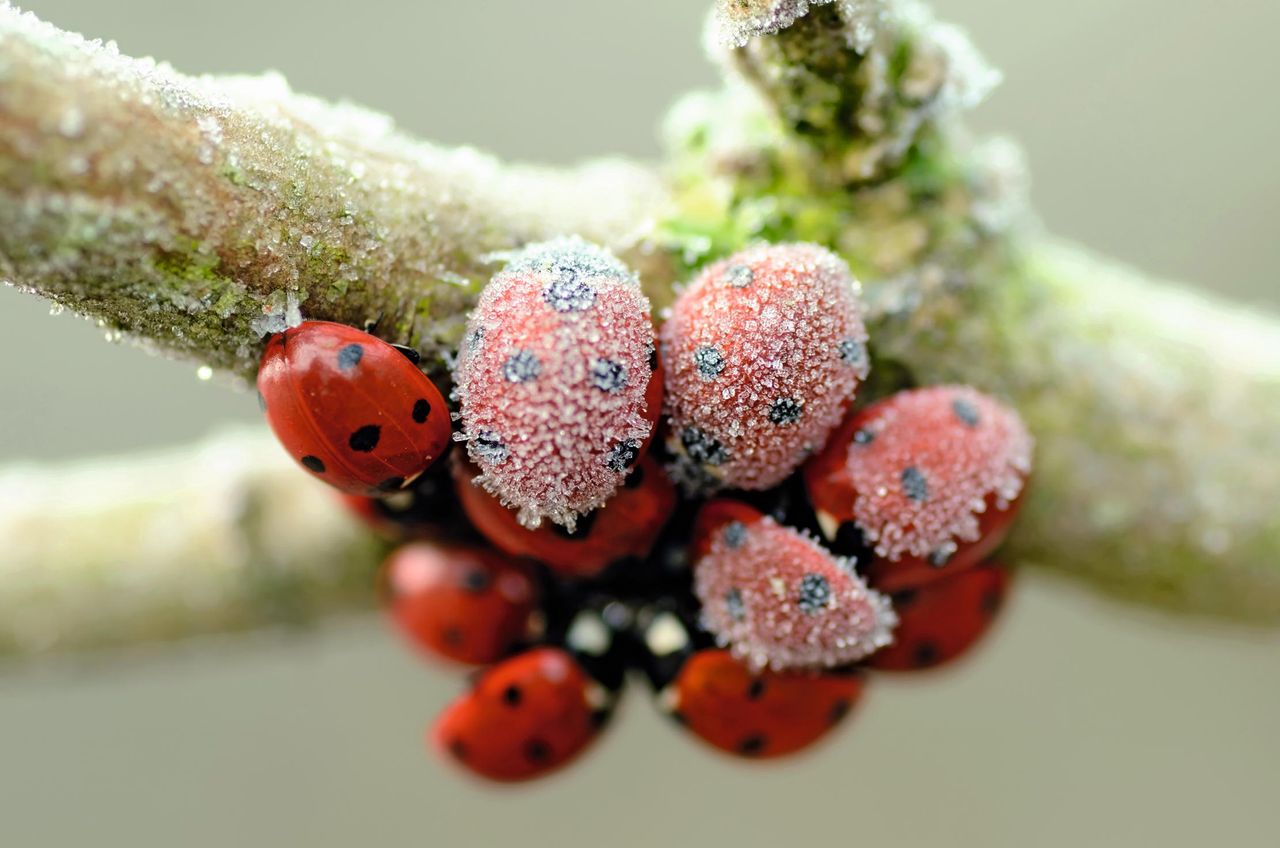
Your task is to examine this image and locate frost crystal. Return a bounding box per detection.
[709,0,888,51]
[694,514,896,670]
[661,243,869,492]
[454,239,656,530]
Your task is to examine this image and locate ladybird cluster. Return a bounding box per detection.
[256,239,1033,783]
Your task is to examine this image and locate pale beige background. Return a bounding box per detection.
[1,1,1278,846]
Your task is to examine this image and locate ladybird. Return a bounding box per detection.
[382,542,539,666]
[337,462,465,540]
[452,453,677,579]
[803,385,1033,592]
[453,237,662,531]
[430,647,614,783]
[660,243,869,493]
[257,321,451,496]
[692,500,896,671]
[869,563,1011,671]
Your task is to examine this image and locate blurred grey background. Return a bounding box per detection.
[1,1,1278,846]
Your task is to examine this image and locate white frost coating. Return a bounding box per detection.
[709,0,888,51]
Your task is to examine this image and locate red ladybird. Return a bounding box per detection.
[661,650,866,759]
[382,542,539,665]
[803,385,1033,592]
[431,647,613,783]
[257,321,451,496]
[452,453,677,578]
[692,500,896,671]
[869,563,1011,671]
[453,238,662,531]
[337,465,463,540]
[660,243,869,492]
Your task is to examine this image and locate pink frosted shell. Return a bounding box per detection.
[453,238,658,530]
[829,385,1034,563]
[660,243,869,492]
[694,514,896,671]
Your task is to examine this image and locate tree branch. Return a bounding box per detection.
[1,1,1278,659]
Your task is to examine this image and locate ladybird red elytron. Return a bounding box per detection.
[660,243,869,493]
[257,321,451,496]
[431,647,614,783]
[869,563,1011,671]
[803,385,1033,592]
[453,238,662,531]
[692,500,896,671]
[452,453,677,578]
[382,541,539,666]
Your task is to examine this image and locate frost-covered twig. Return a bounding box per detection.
[1,1,1279,660]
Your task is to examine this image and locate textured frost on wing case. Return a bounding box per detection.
[694,514,896,671]
[843,386,1033,562]
[661,242,868,492]
[453,238,657,530]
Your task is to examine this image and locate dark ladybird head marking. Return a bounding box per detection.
[680,427,728,466]
[724,264,754,288]
[590,358,628,393]
[543,275,596,313]
[797,573,831,615]
[390,343,421,365]
[337,343,364,371]
[348,425,382,453]
[503,349,542,383]
[693,345,725,380]
[550,509,599,540]
[412,399,432,424]
[605,439,641,472]
[300,455,326,474]
[901,466,928,502]
[768,397,804,426]
[376,476,406,492]
[623,465,646,490]
[952,397,981,427]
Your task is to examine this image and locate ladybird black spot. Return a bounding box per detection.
[853,428,875,446]
[502,685,522,707]
[737,734,767,756]
[980,587,1004,616]
[746,679,766,701]
[952,397,981,427]
[928,547,953,568]
[503,349,542,383]
[680,427,728,466]
[449,739,468,761]
[725,264,754,288]
[412,399,432,423]
[349,425,382,453]
[376,476,406,492]
[723,521,748,549]
[551,510,599,540]
[768,397,804,425]
[524,738,551,764]
[797,573,831,615]
[257,391,267,413]
[902,466,929,502]
[544,275,596,313]
[337,343,364,371]
[472,431,509,464]
[725,587,746,622]
[623,466,646,490]
[605,439,641,472]
[838,338,865,365]
[443,627,464,646]
[913,641,940,667]
[693,345,725,380]
[829,699,852,724]
[590,358,628,393]
[892,588,919,608]
[300,455,326,474]
[462,569,491,593]
[647,343,658,372]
